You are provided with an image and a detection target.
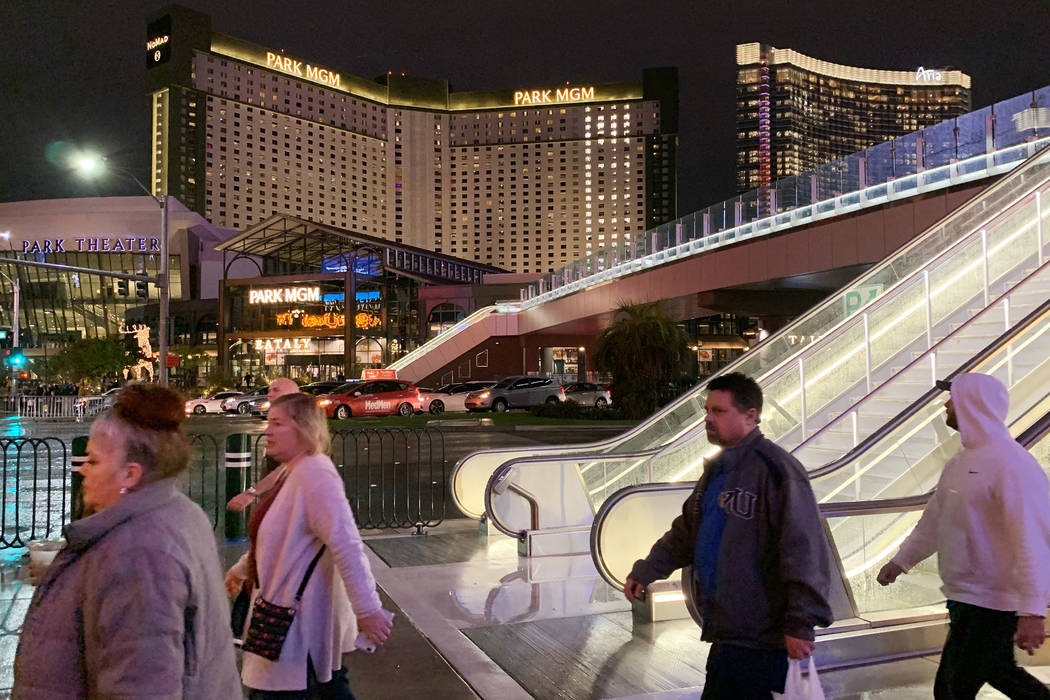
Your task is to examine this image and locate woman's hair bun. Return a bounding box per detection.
[112,383,186,431]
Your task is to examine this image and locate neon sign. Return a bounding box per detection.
[249,286,321,304]
[514,86,596,105]
[274,310,381,330]
[253,338,312,352]
[914,67,943,82]
[265,51,342,89]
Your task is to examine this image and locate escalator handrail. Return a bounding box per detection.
[591,408,1050,589]
[807,296,1050,480]
[485,296,1050,537]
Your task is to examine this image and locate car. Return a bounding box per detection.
[464,376,566,413]
[318,380,425,420]
[222,386,269,414]
[422,381,498,415]
[75,387,123,416]
[185,391,244,415]
[301,381,347,395]
[562,382,613,408]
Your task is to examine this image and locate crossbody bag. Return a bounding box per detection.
[241,544,327,661]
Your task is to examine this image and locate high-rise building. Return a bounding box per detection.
[146,6,678,274]
[736,42,971,193]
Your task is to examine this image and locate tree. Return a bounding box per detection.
[42,336,144,390]
[594,301,690,419]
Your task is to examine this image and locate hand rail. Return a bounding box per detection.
[591,408,1050,590]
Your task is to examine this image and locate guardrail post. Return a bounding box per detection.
[71,436,88,521]
[224,433,252,539]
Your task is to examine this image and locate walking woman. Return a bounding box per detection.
[14,384,241,698]
[225,392,393,698]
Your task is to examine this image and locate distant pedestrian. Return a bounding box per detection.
[624,372,832,699]
[225,393,393,697]
[878,373,1050,699]
[244,372,254,389]
[14,384,240,698]
[227,377,301,512]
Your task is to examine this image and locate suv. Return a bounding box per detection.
[464,376,566,413]
[318,380,424,419]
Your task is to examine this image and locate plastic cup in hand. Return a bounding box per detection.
[27,540,63,568]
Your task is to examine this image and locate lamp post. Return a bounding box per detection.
[72,153,170,386]
[0,232,20,396]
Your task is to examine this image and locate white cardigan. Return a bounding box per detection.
[232,453,383,691]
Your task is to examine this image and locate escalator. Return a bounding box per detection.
[452,144,1050,528]
[589,403,1050,671]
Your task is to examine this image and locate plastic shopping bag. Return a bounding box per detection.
[773,657,825,700]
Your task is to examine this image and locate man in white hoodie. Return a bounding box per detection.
[878,372,1050,699]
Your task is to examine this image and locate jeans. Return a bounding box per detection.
[934,601,1050,699]
[247,657,355,700]
[700,643,789,699]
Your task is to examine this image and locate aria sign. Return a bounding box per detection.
[914,67,943,82]
[514,85,597,106]
[248,286,321,304]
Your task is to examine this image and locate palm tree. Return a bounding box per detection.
[594,301,690,419]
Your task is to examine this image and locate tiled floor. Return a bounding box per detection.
[4,520,1050,699]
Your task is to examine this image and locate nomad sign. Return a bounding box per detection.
[514,86,596,105]
[249,286,321,304]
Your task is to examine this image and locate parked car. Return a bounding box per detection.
[562,382,612,408]
[222,386,268,414]
[185,390,244,415]
[422,381,497,415]
[75,387,123,416]
[317,380,425,419]
[464,376,566,413]
[301,381,346,395]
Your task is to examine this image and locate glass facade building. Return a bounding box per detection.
[0,197,232,375]
[146,5,679,275]
[216,214,501,381]
[736,43,971,198]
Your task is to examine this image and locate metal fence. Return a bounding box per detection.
[0,427,446,551]
[0,395,106,420]
[0,438,70,549]
[332,427,446,531]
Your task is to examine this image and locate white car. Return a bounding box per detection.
[422,381,497,415]
[185,391,244,415]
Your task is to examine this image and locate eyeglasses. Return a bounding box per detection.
[935,379,952,392]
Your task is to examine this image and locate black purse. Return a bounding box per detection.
[241,545,326,661]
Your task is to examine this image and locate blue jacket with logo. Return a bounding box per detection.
[630,429,833,648]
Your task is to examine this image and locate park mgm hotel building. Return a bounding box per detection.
[146,5,679,276]
[736,42,971,195]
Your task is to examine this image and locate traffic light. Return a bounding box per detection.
[4,349,24,367]
[116,279,129,296]
[136,281,148,298]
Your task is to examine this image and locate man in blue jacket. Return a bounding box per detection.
[625,372,833,699]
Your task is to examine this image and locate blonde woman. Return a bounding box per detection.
[225,393,393,698]
[14,384,241,698]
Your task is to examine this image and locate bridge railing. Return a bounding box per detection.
[525,84,1050,305]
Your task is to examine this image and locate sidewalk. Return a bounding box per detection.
[4,522,1050,698]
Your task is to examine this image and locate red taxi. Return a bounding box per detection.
[317,380,424,419]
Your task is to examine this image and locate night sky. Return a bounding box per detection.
[1,0,1047,216]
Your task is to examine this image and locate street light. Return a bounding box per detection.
[70,151,170,386]
[0,232,20,395]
